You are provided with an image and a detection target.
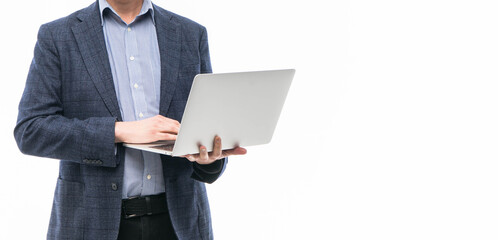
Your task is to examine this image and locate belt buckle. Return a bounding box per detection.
[124,213,138,219]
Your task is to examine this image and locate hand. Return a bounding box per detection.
[115,115,180,143]
[183,136,247,165]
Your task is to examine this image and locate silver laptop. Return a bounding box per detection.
[123,69,295,156]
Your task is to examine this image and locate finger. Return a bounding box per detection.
[184,154,197,162]
[198,145,209,163]
[209,136,222,160]
[156,132,177,141]
[155,119,180,134]
[158,115,180,127]
[154,115,180,133]
[222,147,247,157]
[158,125,180,135]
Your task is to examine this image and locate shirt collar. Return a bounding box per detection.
[98,0,155,26]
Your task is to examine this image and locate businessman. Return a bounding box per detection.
[14,0,246,239]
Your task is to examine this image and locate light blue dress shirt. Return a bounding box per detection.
[99,0,165,198]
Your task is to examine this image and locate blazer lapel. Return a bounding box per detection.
[72,3,123,121]
[154,6,182,116]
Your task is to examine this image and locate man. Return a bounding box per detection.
[14,0,246,239]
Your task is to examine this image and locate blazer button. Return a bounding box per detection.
[111,183,118,191]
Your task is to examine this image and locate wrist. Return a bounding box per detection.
[114,121,127,143]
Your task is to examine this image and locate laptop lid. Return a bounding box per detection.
[124,69,295,156]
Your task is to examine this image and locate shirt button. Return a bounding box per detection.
[134,83,138,89]
[111,183,118,191]
[139,112,144,118]
[129,56,135,61]
[147,174,151,180]
[127,27,131,32]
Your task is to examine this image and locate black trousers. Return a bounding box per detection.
[117,209,178,240]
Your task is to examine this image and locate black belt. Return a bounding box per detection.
[122,193,168,219]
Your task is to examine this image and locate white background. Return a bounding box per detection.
[1,0,498,239]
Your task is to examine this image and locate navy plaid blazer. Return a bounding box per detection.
[14,2,226,239]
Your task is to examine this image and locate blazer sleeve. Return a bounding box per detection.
[190,26,228,183]
[14,24,117,168]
